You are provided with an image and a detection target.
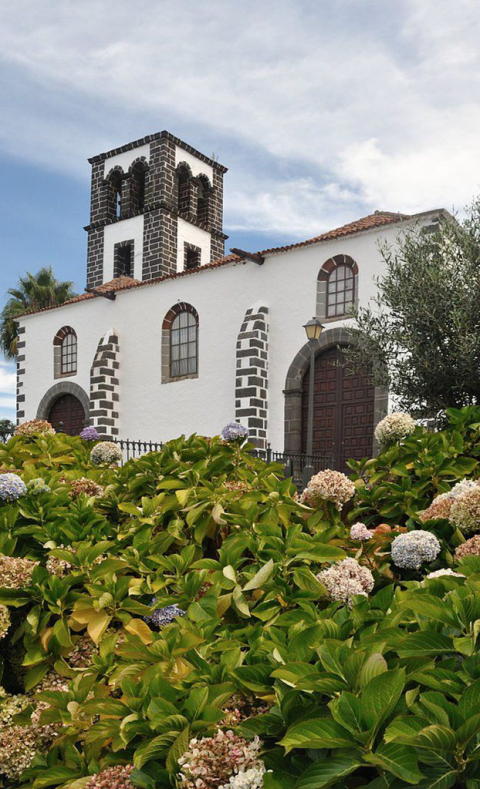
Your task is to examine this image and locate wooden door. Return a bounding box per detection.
[48,394,86,436]
[301,345,375,471]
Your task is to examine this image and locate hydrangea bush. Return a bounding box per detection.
[14,420,56,437]
[90,440,123,466]
[0,413,479,786]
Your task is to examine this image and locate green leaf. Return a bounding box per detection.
[360,669,405,736]
[397,632,453,657]
[359,653,388,688]
[166,726,190,773]
[280,718,355,752]
[243,559,275,590]
[295,755,361,789]
[365,743,423,784]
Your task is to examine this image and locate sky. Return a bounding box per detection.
[1,0,480,420]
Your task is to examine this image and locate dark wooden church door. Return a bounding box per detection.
[301,345,375,471]
[48,394,86,436]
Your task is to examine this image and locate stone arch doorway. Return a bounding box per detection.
[36,382,90,436]
[284,327,388,470]
[48,394,86,435]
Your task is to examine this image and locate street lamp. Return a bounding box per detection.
[302,317,324,487]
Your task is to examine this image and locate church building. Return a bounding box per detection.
[15,131,445,469]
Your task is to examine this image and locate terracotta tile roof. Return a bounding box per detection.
[17,209,443,319]
[258,211,411,255]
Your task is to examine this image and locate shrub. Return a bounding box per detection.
[0,413,480,787]
[15,420,55,437]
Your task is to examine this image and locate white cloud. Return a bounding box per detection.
[1,0,480,235]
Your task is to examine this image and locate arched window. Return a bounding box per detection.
[53,327,77,378]
[176,162,193,214]
[317,255,358,319]
[197,174,212,225]
[162,303,199,382]
[130,159,149,213]
[105,168,124,221]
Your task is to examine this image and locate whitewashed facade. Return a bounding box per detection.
[16,131,444,467]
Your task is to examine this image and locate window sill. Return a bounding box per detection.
[161,372,198,384]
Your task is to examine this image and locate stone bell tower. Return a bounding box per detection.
[85,131,228,288]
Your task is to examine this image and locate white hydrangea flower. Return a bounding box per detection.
[317,558,374,606]
[90,441,123,466]
[350,522,373,541]
[374,412,416,446]
[391,530,441,570]
[219,764,267,789]
[300,469,355,511]
[450,486,480,533]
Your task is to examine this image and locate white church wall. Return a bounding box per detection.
[176,218,212,270]
[18,214,433,450]
[103,143,150,176]
[174,146,213,181]
[103,215,145,280]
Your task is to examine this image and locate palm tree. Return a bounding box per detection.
[1,267,76,359]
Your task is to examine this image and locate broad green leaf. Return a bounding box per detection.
[397,632,453,657]
[243,559,275,590]
[365,743,423,784]
[280,718,355,752]
[359,653,388,688]
[295,755,361,789]
[360,669,405,736]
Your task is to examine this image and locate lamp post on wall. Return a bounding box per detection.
[302,317,324,488]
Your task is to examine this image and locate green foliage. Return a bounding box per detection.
[346,200,480,415]
[1,416,480,787]
[0,266,76,358]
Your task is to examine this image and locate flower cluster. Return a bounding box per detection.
[15,419,55,437]
[0,555,37,587]
[0,724,42,779]
[221,696,270,728]
[90,441,123,466]
[69,477,105,499]
[33,670,69,695]
[300,470,355,510]
[317,558,374,605]
[455,535,480,559]
[421,497,455,522]
[374,412,416,446]
[85,765,134,789]
[45,548,76,578]
[80,426,100,441]
[221,422,249,442]
[0,473,27,502]
[27,478,51,496]
[425,568,464,579]
[66,634,99,669]
[391,530,441,570]
[178,730,263,789]
[450,486,480,533]
[0,606,11,640]
[350,522,373,541]
[219,765,267,789]
[144,601,186,629]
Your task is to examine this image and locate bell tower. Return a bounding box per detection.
[84,131,228,288]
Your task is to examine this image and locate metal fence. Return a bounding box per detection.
[114,438,164,462]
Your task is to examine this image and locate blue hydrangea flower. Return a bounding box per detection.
[391,530,441,570]
[220,422,248,442]
[80,426,100,441]
[0,473,27,502]
[144,599,186,629]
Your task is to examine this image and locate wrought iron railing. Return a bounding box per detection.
[114,438,164,461]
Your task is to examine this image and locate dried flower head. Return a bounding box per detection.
[420,497,454,522]
[450,486,480,533]
[85,765,134,789]
[144,600,186,629]
[317,558,374,605]
[391,530,441,570]
[0,555,37,587]
[300,469,355,510]
[0,605,11,640]
[45,548,75,578]
[69,477,105,499]
[221,696,270,728]
[374,412,416,446]
[178,730,263,789]
[0,473,27,502]
[455,535,480,559]
[221,423,249,442]
[349,522,374,541]
[80,426,100,441]
[15,420,56,437]
[0,724,41,779]
[425,568,464,579]
[27,478,51,496]
[66,634,99,669]
[90,441,123,466]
